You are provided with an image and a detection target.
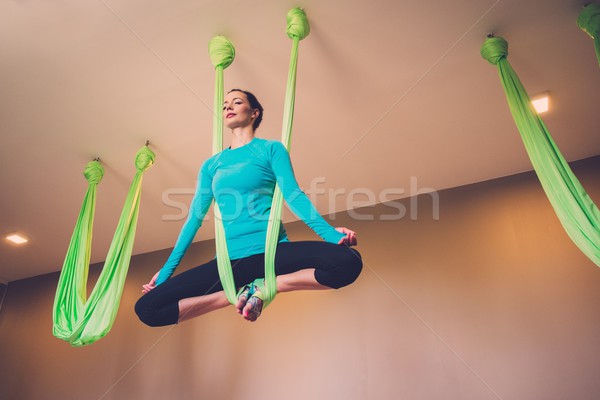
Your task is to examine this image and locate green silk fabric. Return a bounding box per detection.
[210,8,310,306]
[577,3,600,67]
[209,34,237,304]
[481,36,600,267]
[53,146,155,346]
[263,8,311,303]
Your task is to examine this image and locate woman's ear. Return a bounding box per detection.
[251,109,260,119]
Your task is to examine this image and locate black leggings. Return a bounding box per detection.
[135,241,362,327]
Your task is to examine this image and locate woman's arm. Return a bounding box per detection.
[153,161,214,286]
[269,141,348,244]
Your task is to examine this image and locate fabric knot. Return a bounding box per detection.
[577,3,600,39]
[480,36,508,65]
[208,36,235,69]
[135,146,155,172]
[286,8,310,40]
[83,160,104,185]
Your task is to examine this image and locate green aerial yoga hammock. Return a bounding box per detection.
[209,8,310,307]
[481,36,600,267]
[577,3,600,67]
[53,146,155,346]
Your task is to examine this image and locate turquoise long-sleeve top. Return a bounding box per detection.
[156,137,345,285]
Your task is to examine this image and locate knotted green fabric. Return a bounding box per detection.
[577,3,600,67]
[481,36,600,267]
[53,146,155,346]
[209,35,235,70]
[286,7,310,40]
[211,8,310,306]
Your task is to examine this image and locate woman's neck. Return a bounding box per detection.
[229,127,255,149]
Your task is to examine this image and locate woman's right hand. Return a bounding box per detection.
[142,271,160,294]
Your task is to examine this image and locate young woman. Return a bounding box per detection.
[135,89,362,325]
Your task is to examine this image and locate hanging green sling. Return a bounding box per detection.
[53,146,155,346]
[481,36,600,267]
[577,3,600,67]
[208,34,237,305]
[209,8,310,307]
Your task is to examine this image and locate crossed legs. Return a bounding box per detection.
[135,241,362,326]
[177,268,329,323]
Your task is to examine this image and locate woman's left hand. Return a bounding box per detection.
[336,227,358,246]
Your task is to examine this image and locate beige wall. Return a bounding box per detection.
[1,156,600,400]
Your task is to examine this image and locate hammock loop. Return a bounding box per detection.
[55,147,154,346]
[480,36,508,65]
[480,34,600,268]
[286,8,310,40]
[84,160,104,185]
[208,35,235,69]
[577,3,600,39]
[135,146,156,172]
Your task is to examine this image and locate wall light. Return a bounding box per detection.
[6,233,29,245]
[531,91,550,114]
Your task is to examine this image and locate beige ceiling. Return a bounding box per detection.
[1,0,599,283]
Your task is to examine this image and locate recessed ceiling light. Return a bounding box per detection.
[6,233,29,245]
[531,91,550,114]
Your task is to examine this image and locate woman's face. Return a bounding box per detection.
[223,91,258,130]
